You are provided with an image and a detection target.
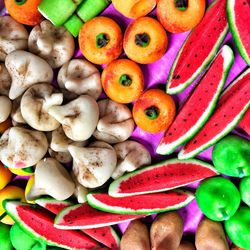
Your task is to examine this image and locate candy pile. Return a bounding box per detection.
[0,0,249,250]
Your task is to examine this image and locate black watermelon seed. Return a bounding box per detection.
[187,64,190,68]
[169,132,172,136]
[193,140,197,144]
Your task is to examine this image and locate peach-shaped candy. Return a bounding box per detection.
[0,186,25,225]
[0,163,12,190]
[9,167,34,177]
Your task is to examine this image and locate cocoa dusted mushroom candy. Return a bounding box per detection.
[48,95,99,141]
[0,127,48,169]
[11,97,26,125]
[0,16,28,61]
[20,83,63,131]
[71,172,89,203]
[26,158,75,201]
[0,96,12,123]
[93,99,135,144]
[68,141,117,188]
[112,140,151,179]
[48,126,87,163]
[0,63,11,96]
[5,50,53,100]
[28,20,75,69]
[57,59,102,100]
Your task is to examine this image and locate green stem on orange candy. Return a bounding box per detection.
[175,0,188,11]
[15,0,27,5]
[144,106,160,120]
[119,74,132,87]
[96,33,110,48]
[135,33,150,47]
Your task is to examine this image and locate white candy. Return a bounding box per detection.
[0,63,11,96]
[0,96,12,123]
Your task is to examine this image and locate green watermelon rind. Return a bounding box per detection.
[157,45,234,155]
[166,0,229,95]
[178,102,250,159]
[108,158,218,198]
[3,201,67,249]
[86,190,195,215]
[227,0,250,65]
[54,204,144,230]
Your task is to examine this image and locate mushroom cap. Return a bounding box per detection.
[0,63,11,96]
[48,95,99,141]
[58,59,102,100]
[112,140,152,179]
[20,83,63,131]
[69,141,117,188]
[5,50,53,100]
[11,96,26,124]
[0,127,48,168]
[0,96,12,123]
[31,158,75,201]
[0,16,28,61]
[93,99,135,143]
[28,20,75,69]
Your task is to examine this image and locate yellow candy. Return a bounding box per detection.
[9,167,34,177]
[0,164,12,190]
[0,186,26,225]
[25,176,36,204]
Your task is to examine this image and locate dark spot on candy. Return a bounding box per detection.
[187,64,190,68]
[194,54,198,58]
[214,124,218,127]
[193,140,197,144]
[204,133,207,137]
[243,1,246,5]
[223,114,226,117]
[183,119,187,122]
[168,132,172,136]
[173,75,180,79]
[102,233,106,237]
[156,174,159,178]
[188,113,192,116]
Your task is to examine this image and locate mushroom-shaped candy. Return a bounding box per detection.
[0,16,28,61]
[57,59,102,100]
[93,99,135,143]
[28,20,75,68]
[112,140,151,179]
[48,126,87,163]
[48,95,99,141]
[11,97,26,124]
[72,173,88,203]
[27,158,75,201]
[0,63,11,96]
[0,96,12,123]
[0,127,48,169]
[20,83,63,131]
[69,141,117,188]
[5,50,53,100]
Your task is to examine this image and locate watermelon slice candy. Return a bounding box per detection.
[36,197,120,250]
[238,109,250,135]
[108,158,218,197]
[86,190,194,215]
[167,0,228,94]
[157,45,234,155]
[3,201,99,250]
[54,203,145,230]
[227,0,250,65]
[178,68,250,159]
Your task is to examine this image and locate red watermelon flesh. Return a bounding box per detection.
[179,76,250,159]
[157,45,234,155]
[108,159,217,197]
[239,109,250,135]
[87,191,194,214]
[167,0,228,94]
[36,198,120,250]
[55,203,144,230]
[4,201,99,250]
[227,0,250,65]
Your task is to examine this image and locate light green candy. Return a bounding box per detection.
[0,223,12,250]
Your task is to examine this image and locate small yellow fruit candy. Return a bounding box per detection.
[0,186,26,225]
[0,164,12,190]
[25,176,35,204]
[9,167,34,177]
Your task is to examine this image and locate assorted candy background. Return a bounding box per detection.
[1,0,249,238]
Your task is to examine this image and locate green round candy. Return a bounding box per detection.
[212,135,250,177]
[31,242,47,250]
[224,206,250,249]
[10,223,37,250]
[0,223,12,250]
[240,176,250,207]
[196,177,241,221]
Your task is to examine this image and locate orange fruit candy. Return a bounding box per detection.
[0,118,12,134]
[5,0,43,26]
[133,89,176,133]
[124,17,168,64]
[112,0,157,19]
[0,163,12,190]
[79,16,123,65]
[0,185,26,224]
[102,59,144,104]
[157,0,206,33]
